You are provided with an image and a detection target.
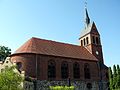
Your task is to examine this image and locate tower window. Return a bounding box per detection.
[61,61,68,79]
[84,63,91,79]
[81,40,83,46]
[86,37,89,45]
[92,36,95,44]
[84,38,86,46]
[73,62,80,79]
[48,60,56,79]
[96,37,99,45]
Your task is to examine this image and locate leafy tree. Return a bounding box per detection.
[0,46,11,61]
[109,65,120,90]
[113,65,117,77]
[0,66,23,90]
[109,67,113,90]
[113,65,117,89]
[116,65,120,89]
[117,65,120,75]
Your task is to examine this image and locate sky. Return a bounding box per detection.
[0,0,120,67]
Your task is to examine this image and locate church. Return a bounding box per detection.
[10,8,109,90]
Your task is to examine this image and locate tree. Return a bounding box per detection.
[108,67,113,90]
[0,46,11,61]
[113,65,117,77]
[0,66,23,90]
[113,65,117,89]
[117,65,120,75]
[116,65,120,89]
[109,65,120,90]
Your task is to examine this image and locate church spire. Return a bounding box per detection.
[85,8,90,26]
[84,0,90,27]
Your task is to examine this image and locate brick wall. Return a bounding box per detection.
[10,53,100,82]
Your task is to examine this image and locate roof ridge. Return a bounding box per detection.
[31,37,81,48]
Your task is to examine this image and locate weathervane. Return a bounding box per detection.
[85,0,87,9]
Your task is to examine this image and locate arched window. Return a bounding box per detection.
[16,62,22,70]
[86,37,89,45]
[96,37,99,45]
[16,62,22,73]
[73,62,80,79]
[61,61,68,79]
[84,38,86,46]
[48,60,56,79]
[81,40,83,46]
[92,36,95,44]
[84,63,91,79]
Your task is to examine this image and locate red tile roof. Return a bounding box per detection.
[12,37,98,61]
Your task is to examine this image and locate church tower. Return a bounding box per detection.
[79,8,104,63]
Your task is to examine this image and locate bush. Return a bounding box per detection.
[49,86,74,90]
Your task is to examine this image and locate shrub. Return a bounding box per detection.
[49,86,74,90]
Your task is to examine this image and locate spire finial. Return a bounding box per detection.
[85,0,87,9]
[84,0,90,27]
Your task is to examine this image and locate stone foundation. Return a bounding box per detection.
[36,80,99,90]
[24,80,108,90]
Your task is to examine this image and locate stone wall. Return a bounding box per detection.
[35,80,100,90]
[23,81,34,90]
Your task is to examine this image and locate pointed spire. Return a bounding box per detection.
[85,8,90,26]
[84,0,90,27]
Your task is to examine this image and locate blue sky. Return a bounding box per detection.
[0,0,119,67]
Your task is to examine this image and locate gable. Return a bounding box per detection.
[90,22,100,35]
[80,22,99,39]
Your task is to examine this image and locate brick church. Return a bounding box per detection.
[10,8,109,90]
